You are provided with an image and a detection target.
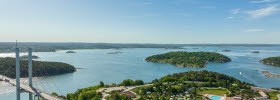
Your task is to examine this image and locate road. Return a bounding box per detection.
[97,84,153,100]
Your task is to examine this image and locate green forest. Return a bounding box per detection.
[145,51,231,68]
[260,57,280,67]
[0,57,76,78]
[133,70,256,100]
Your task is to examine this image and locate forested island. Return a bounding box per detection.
[64,70,263,100]
[145,52,231,68]
[251,51,260,53]
[222,49,231,52]
[66,51,77,53]
[260,57,280,67]
[0,57,76,78]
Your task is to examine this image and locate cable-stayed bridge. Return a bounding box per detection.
[0,48,64,100]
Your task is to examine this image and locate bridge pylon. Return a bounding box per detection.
[15,48,20,100]
[15,48,34,100]
[28,48,33,100]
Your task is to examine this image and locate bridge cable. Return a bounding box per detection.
[31,68,49,93]
[38,62,64,95]
[33,61,60,94]
[35,67,56,93]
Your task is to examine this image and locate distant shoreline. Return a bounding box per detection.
[0,42,280,53]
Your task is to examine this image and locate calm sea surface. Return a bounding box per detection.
[1,46,280,99]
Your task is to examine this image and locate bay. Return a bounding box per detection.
[1,46,280,100]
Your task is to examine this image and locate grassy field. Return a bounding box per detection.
[200,89,229,95]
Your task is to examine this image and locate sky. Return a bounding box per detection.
[0,0,280,44]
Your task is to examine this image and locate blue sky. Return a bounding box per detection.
[0,0,279,44]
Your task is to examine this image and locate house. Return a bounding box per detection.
[120,91,137,98]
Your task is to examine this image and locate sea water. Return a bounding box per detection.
[0,46,280,99]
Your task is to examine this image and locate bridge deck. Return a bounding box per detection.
[0,75,63,100]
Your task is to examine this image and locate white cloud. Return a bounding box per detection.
[245,29,265,32]
[226,9,240,19]
[246,5,279,18]
[250,0,276,3]
[231,9,241,14]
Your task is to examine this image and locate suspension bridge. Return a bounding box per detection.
[0,48,64,100]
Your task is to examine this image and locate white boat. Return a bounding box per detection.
[240,72,242,75]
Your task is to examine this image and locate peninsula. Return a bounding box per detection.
[145,51,231,68]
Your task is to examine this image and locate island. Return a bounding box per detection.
[145,51,231,68]
[260,57,280,67]
[20,55,39,59]
[66,51,77,53]
[222,49,231,52]
[0,57,76,78]
[251,51,260,53]
[107,51,122,54]
[65,70,267,100]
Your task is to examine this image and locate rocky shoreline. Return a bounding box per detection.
[261,71,280,78]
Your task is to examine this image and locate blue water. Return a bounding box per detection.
[1,46,280,100]
[210,96,221,100]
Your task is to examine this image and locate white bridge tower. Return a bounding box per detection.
[15,48,33,100]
